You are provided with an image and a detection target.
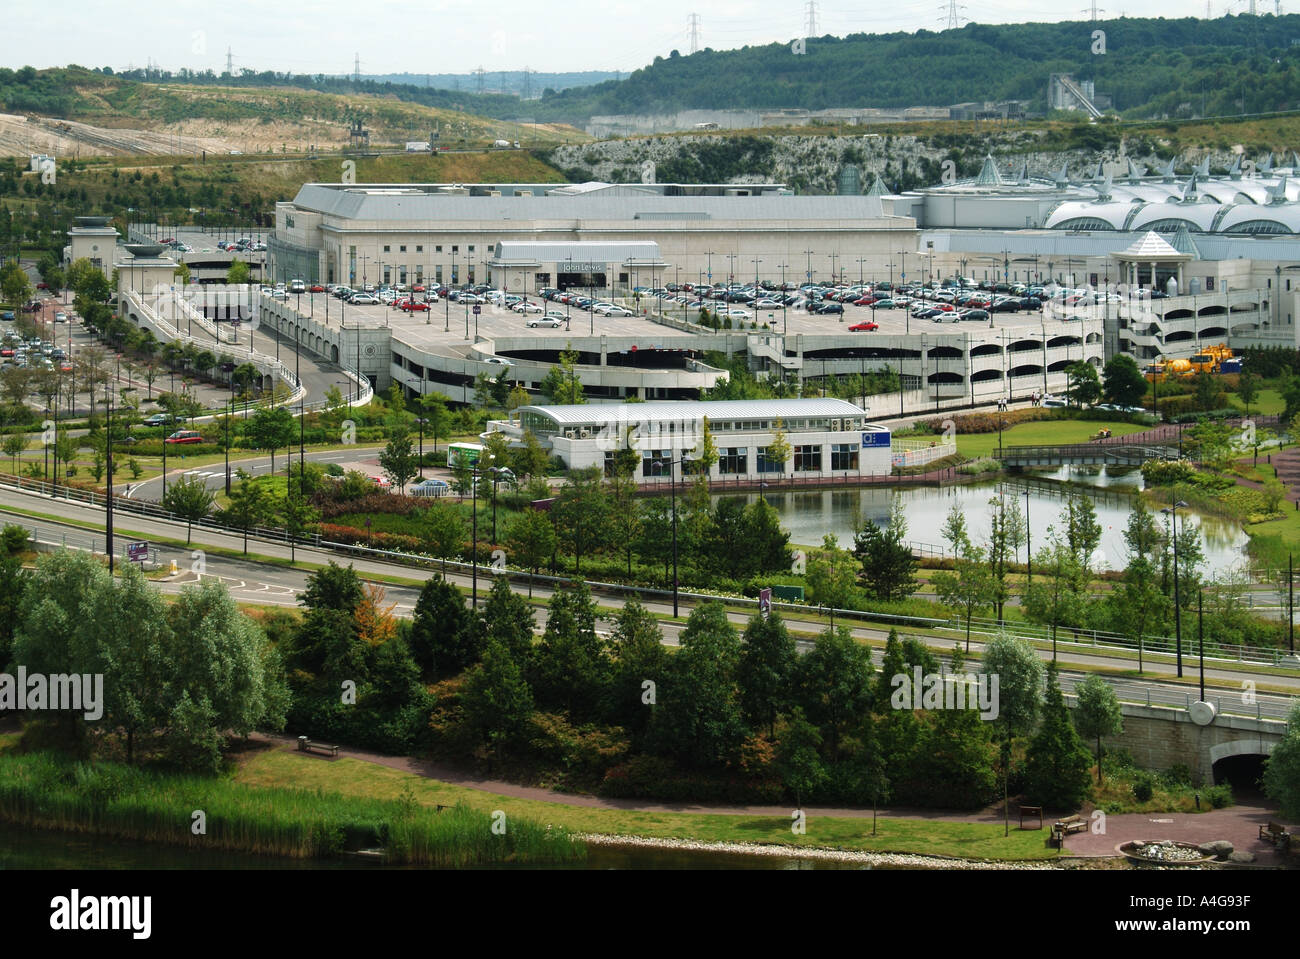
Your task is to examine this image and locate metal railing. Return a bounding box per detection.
[945,614,1294,668]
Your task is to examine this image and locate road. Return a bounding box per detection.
[0,482,1296,722]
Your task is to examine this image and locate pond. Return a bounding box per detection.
[722,474,1250,577]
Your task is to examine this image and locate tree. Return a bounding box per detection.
[738,611,797,737]
[601,600,664,740]
[1193,371,1221,412]
[162,473,216,544]
[691,416,719,477]
[540,345,584,404]
[246,407,295,474]
[793,625,874,758]
[461,638,534,758]
[0,261,32,307]
[2,432,27,475]
[806,534,858,611]
[1064,494,1102,570]
[379,428,419,492]
[1237,369,1260,417]
[985,492,1025,620]
[553,466,609,574]
[1065,359,1101,407]
[1262,700,1300,821]
[1101,354,1147,408]
[981,634,1045,835]
[1123,498,1165,563]
[777,708,827,809]
[651,602,748,768]
[1024,662,1093,810]
[475,575,535,665]
[422,500,467,574]
[853,496,917,601]
[407,575,474,679]
[1073,673,1123,784]
[418,392,452,458]
[764,420,792,476]
[1114,555,1168,673]
[933,540,996,652]
[1023,530,1086,654]
[224,469,271,554]
[607,471,642,577]
[530,580,609,720]
[281,489,320,560]
[226,260,253,285]
[504,508,556,597]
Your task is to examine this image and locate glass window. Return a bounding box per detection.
[642,450,672,478]
[794,444,821,472]
[452,245,459,253]
[830,444,859,471]
[469,245,476,253]
[436,245,443,253]
[400,245,407,253]
[718,447,747,474]
[756,447,784,474]
[416,245,424,253]
[383,245,391,253]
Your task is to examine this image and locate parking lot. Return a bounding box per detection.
[291,290,683,356]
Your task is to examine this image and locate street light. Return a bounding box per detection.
[1161,501,1189,678]
[1024,488,1032,583]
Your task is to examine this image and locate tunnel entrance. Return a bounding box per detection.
[1212,754,1268,800]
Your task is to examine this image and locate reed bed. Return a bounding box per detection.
[0,752,583,866]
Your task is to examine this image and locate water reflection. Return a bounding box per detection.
[724,472,1250,576]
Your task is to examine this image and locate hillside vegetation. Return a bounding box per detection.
[0,66,586,155]
[43,15,1300,125]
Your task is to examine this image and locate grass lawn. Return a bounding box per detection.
[235,749,1058,860]
[1229,387,1286,417]
[936,419,1151,460]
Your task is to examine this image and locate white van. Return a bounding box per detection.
[289,279,306,294]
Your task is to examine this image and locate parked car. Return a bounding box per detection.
[811,302,844,315]
[527,317,563,328]
[141,413,176,427]
[397,300,430,311]
[164,430,203,444]
[848,321,879,332]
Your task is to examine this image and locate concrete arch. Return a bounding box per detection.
[970,368,1002,382]
[970,343,1001,358]
[331,343,340,363]
[1198,326,1228,339]
[1209,738,1275,766]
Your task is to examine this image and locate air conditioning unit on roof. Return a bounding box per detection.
[564,429,576,439]
[828,418,841,431]
[579,428,591,438]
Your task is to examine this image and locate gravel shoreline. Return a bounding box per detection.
[577,832,1088,869]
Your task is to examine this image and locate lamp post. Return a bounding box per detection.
[778,262,789,336]
[1161,500,1189,678]
[105,384,114,573]
[856,256,867,287]
[803,248,814,286]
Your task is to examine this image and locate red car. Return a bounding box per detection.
[398,300,430,311]
[852,296,877,306]
[309,284,325,293]
[35,282,49,290]
[165,430,203,444]
[848,321,879,332]
[411,285,426,292]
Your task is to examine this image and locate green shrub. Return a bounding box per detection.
[1161,763,1192,787]
[0,524,29,555]
[1141,458,1196,485]
[1203,783,1233,809]
[1132,773,1155,802]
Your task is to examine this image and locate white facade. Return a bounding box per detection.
[490,399,893,481]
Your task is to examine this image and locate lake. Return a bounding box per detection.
[723,472,1250,577]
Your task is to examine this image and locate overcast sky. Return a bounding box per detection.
[6,1,1262,78]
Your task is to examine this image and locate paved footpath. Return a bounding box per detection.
[252,733,1296,864]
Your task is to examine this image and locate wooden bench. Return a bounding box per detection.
[1051,815,1088,843]
[1259,820,1288,846]
[297,736,340,758]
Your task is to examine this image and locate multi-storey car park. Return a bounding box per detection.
[91,153,1300,431]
